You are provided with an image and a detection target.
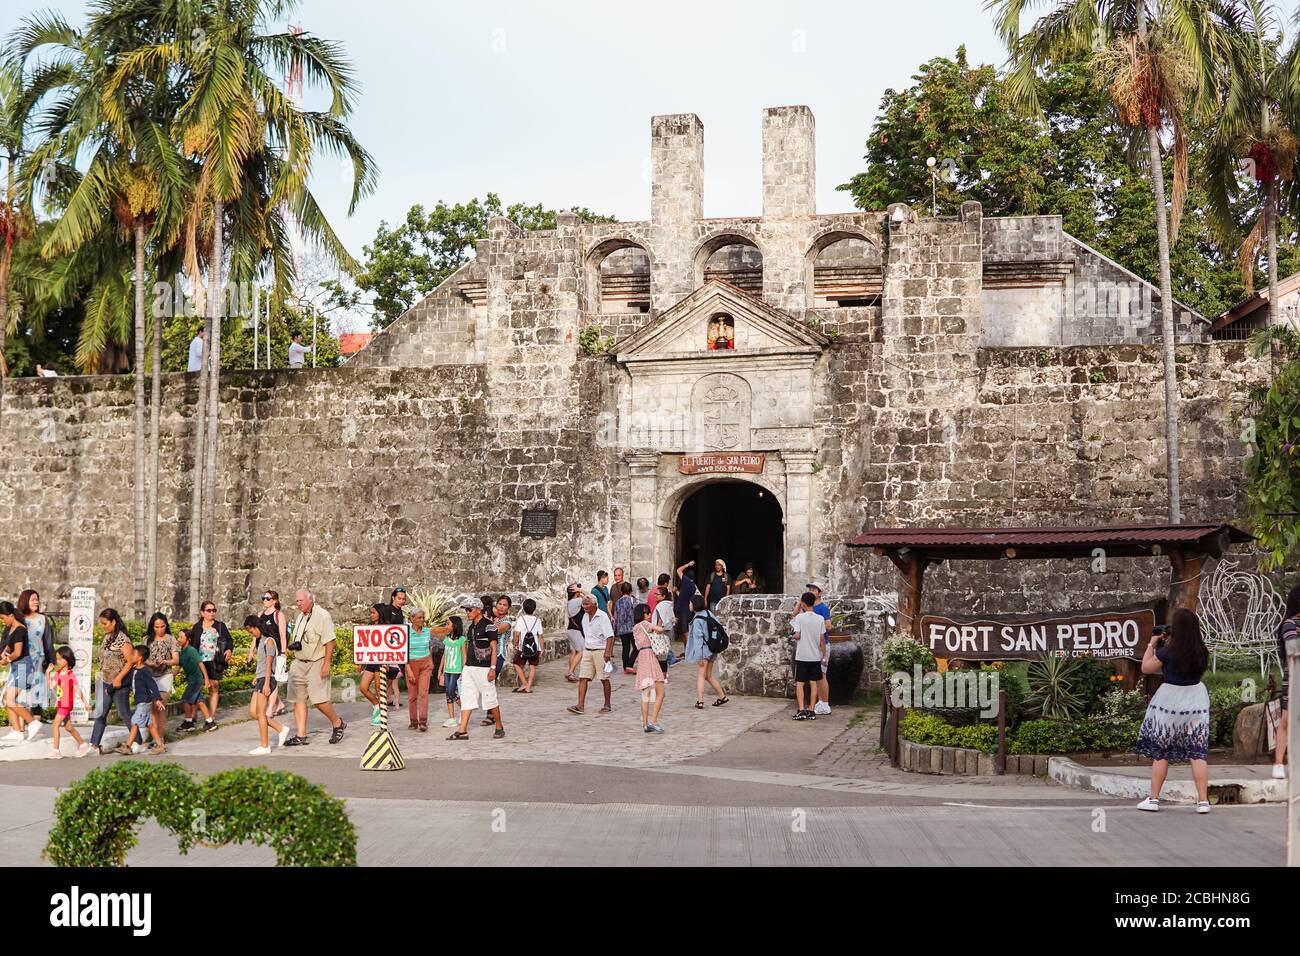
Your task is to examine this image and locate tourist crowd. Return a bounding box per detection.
[0,557,847,756]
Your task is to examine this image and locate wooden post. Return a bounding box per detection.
[885,550,929,642]
[995,689,1007,775]
[886,702,900,767]
[1167,548,1210,618]
[878,690,889,749]
[1287,631,1299,866]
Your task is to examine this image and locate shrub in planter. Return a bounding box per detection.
[43,762,356,867]
[1009,718,1140,754]
[1070,656,1116,715]
[898,711,998,753]
[882,636,936,677]
[979,662,1029,723]
[1026,654,1086,720]
[1098,687,1147,725]
[1209,686,1249,748]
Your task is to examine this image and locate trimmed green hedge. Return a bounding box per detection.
[899,710,1141,755]
[43,762,356,866]
[1009,718,1139,754]
[899,711,999,753]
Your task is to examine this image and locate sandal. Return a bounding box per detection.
[712,697,730,707]
[512,687,526,693]
[493,728,506,739]
[695,701,704,709]
[447,731,469,740]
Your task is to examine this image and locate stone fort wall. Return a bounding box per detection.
[0,335,1263,626]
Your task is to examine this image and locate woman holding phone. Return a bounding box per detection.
[1135,609,1212,814]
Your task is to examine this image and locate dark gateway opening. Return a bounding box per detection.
[676,480,784,595]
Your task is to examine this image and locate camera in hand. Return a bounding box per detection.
[287,640,302,651]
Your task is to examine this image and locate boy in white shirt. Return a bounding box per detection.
[789,592,828,720]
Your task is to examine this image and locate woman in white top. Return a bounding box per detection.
[511,598,544,693]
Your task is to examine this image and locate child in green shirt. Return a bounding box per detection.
[438,616,466,729]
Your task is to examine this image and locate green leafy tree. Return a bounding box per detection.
[1204,1,1300,327]
[1243,325,1300,570]
[344,193,613,331]
[991,0,1236,524]
[838,49,1248,318]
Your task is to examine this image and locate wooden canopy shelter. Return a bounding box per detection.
[847,523,1254,641]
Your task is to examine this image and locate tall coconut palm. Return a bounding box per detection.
[0,57,27,378]
[991,0,1235,524]
[1205,1,1300,335]
[18,4,189,614]
[115,0,375,608]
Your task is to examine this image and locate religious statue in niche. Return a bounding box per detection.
[707,313,735,350]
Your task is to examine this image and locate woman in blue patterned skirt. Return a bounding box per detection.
[1135,608,1211,814]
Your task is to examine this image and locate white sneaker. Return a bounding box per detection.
[278,726,291,748]
[1136,797,1160,812]
[1196,801,1211,814]
[443,718,458,728]
[76,743,91,758]
[44,748,63,759]
[25,720,42,740]
[1272,764,1287,779]
[248,745,272,756]
[2,730,23,741]
[813,701,832,716]
[130,742,141,755]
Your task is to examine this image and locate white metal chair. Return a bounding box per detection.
[1197,559,1284,676]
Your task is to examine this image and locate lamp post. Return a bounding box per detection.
[1288,629,1299,866]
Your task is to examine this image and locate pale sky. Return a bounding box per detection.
[5,0,1014,256]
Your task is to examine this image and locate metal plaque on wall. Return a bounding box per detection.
[520,507,559,539]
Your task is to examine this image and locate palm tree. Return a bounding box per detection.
[991,0,1234,524]
[1205,1,1300,335]
[0,56,31,378]
[114,0,375,608]
[17,3,189,615]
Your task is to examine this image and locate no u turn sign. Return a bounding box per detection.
[353,624,409,665]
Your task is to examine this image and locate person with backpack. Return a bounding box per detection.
[684,594,728,709]
[564,585,585,683]
[1135,608,1212,814]
[511,598,543,693]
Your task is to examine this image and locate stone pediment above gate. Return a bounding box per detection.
[614,280,829,364]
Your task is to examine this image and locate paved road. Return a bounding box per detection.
[0,661,1286,866]
[0,783,1281,867]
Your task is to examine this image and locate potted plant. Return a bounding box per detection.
[822,601,862,703]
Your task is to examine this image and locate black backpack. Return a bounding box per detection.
[703,613,729,654]
[520,618,541,659]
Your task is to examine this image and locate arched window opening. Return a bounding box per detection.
[811,235,880,307]
[588,241,650,313]
[702,240,762,295]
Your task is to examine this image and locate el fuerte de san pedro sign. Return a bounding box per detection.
[918,608,1155,661]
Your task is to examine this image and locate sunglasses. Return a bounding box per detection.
[202,607,215,613]
[262,595,274,601]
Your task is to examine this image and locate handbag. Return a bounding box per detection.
[649,629,670,657]
[273,654,290,683]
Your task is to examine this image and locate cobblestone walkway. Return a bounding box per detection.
[165,659,786,769]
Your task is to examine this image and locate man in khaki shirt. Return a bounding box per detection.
[283,590,347,746]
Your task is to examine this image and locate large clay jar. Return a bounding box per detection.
[826,635,863,704]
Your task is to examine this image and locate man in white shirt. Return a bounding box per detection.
[187,327,204,372]
[288,333,309,368]
[35,365,58,377]
[567,595,614,715]
[789,591,829,721]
